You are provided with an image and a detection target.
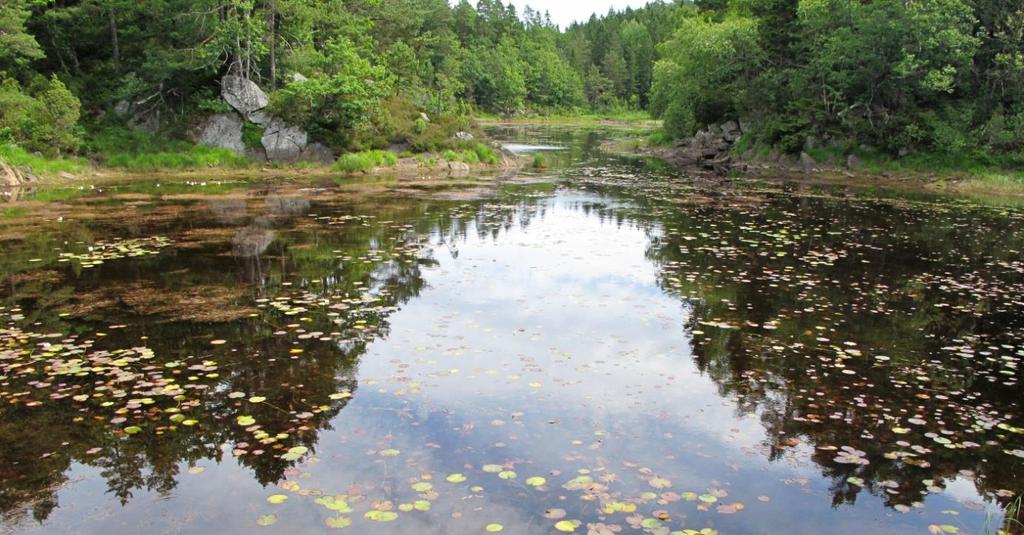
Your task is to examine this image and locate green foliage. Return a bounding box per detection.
[0,0,44,71]
[472,143,498,165]
[269,37,391,147]
[648,0,1024,163]
[333,150,398,173]
[0,75,81,155]
[531,154,548,169]
[651,15,763,139]
[241,123,263,149]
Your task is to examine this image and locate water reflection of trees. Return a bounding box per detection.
[0,187,549,528]
[631,191,1024,511]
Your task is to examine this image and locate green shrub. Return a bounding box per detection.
[472,143,499,165]
[242,123,264,149]
[0,75,81,155]
[333,150,398,173]
[532,154,548,169]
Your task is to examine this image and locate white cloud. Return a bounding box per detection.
[503,0,655,28]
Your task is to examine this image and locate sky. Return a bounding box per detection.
[505,0,654,28]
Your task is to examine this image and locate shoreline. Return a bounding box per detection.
[602,136,1024,200]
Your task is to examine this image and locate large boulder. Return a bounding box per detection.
[221,75,269,117]
[197,113,245,153]
[300,143,335,165]
[261,118,308,162]
[799,151,817,173]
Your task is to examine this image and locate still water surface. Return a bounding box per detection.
[1,127,1022,534]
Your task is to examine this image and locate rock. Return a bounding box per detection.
[59,172,77,180]
[419,112,431,123]
[113,100,131,116]
[221,75,269,117]
[448,161,471,175]
[454,131,475,141]
[803,135,818,151]
[249,110,273,126]
[291,73,307,83]
[300,142,335,165]
[245,146,268,163]
[847,154,862,170]
[1,160,24,186]
[128,109,160,134]
[261,118,308,162]
[197,113,246,153]
[799,151,817,173]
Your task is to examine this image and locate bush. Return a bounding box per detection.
[333,150,398,173]
[242,123,264,149]
[0,75,81,155]
[472,143,499,165]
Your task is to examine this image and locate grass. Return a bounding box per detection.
[532,154,548,169]
[88,126,251,172]
[0,143,89,175]
[333,150,399,173]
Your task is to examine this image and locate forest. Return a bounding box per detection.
[0,0,1022,172]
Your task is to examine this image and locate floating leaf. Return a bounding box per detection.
[256,514,278,527]
[446,473,467,483]
[236,415,256,426]
[379,449,400,457]
[267,494,288,504]
[412,482,433,492]
[364,511,398,522]
[486,523,504,532]
[554,520,578,532]
[325,516,351,529]
[525,476,546,487]
[649,477,672,489]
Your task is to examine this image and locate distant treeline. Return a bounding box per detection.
[0,0,1022,158]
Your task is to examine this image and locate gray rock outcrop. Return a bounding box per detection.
[222,75,269,118]
[261,118,308,162]
[799,151,817,173]
[666,121,741,174]
[197,113,246,153]
[1,160,25,187]
[301,143,335,165]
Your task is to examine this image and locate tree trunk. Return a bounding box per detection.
[108,8,121,72]
[268,1,277,90]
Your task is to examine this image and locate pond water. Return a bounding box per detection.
[1,127,1022,535]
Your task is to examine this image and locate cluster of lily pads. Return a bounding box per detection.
[58,236,172,268]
